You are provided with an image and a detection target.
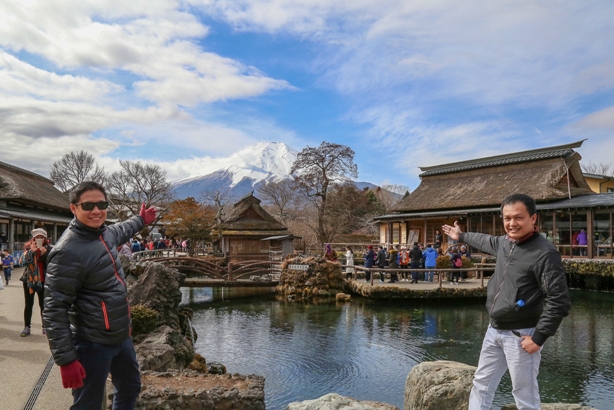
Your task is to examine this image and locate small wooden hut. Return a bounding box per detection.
[214,192,295,262]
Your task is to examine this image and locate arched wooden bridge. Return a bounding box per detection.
[140,254,280,287]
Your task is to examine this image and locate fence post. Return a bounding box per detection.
[227,262,233,281]
[439,268,442,288]
[481,268,484,288]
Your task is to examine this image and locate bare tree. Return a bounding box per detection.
[582,161,613,176]
[201,187,235,256]
[105,160,174,235]
[49,150,106,192]
[291,141,358,246]
[257,179,295,223]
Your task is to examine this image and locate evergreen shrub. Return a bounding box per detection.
[131,304,159,336]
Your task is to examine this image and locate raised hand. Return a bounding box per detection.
[139,203,157,225]
[442,221,462,240]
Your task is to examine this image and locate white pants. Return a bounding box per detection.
[468,325,542,410]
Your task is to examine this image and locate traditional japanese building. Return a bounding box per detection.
[373,140,614,258]
[0,160,73,252]
[214,192,296,262]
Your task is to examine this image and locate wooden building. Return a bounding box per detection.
[373,140,614,259]
[214,193,295,262]
[0,160,73,252]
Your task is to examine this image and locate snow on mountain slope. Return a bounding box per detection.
[172,142,298,199]
[171,141,392,200]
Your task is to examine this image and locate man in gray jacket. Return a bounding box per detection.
[43,181,156,410]
[442,193,570,410]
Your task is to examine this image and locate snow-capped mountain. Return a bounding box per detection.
[171,141,382,200]
[172,142,298,199]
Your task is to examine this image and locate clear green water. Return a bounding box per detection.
[189,291,614,410]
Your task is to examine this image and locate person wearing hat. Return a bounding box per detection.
[363,245,376,282]
[20,227,51,337]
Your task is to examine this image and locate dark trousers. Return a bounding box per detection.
[365,270,371,282]
[71,337,141,410]
[411,262,420,282]
[23,282,44,327]
[400,265,409,279]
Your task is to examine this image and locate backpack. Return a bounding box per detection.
[454,257,463,268]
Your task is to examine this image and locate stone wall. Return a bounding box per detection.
[136,371,265,410]
[347,280,487,299]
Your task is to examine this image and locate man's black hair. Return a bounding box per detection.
[501,193,537,216]
[70,181,108,204]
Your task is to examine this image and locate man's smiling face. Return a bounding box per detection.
[70,189,107,229]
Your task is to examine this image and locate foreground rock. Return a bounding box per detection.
[276,256,346,299]
[127,261,195,371]
[405,361,597,410]
[405,361,475,410]
[137,370,265,410]
[287,393,399,410]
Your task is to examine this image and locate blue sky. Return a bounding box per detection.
[1,0,614,191]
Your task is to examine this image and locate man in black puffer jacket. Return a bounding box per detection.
[43,181,156,410]
[443,193,570,410]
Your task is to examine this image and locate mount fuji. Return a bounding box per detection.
[171,142,379,200]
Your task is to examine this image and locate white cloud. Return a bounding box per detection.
[0,0,290,107]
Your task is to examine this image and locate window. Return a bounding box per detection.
[539,212,554,244]
[555,212,571,256]
[392,223,400,244]
[594,211,612,258]
[570,212,588,257]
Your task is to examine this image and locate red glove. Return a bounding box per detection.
[139,203,157,225]
[60,360,86,389]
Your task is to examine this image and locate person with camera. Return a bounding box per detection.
[20,227,51,337]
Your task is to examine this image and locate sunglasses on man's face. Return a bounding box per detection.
[74,201,109,211]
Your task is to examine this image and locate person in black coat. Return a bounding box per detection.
[409,242,423,283]
[375,245,387,282]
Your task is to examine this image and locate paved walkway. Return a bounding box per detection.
[0,267,73,410]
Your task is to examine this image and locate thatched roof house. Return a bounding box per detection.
[0,160,72,252]
[215,192,295,262]
[392,140,593,213]
[374,140,614,259]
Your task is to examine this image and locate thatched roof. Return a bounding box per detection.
[0,160,70,211]
[392,140,594,213]
[221,193,288,234]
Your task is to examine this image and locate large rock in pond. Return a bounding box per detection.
[277,256,346,299]
[287,393,399,410]
[405,361,475,410]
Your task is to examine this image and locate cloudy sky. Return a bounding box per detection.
[2,0,613,190]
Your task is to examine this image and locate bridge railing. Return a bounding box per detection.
[345,265,493,288]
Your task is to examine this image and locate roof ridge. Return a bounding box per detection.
[419,139,586,177]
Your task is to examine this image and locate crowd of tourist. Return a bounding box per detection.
[324,235,474,285]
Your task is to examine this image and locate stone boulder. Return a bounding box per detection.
[404,361,475,410]
[128,261,186,330]
[287,393,399,410]
[501,405,597,410]
[135,325,195,372]
[276,256,346,299]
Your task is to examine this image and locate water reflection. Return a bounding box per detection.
[190,292,613,410]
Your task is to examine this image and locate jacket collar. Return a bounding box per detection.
[70,217,107,237]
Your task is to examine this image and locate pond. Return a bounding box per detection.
[187,291,614,410]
